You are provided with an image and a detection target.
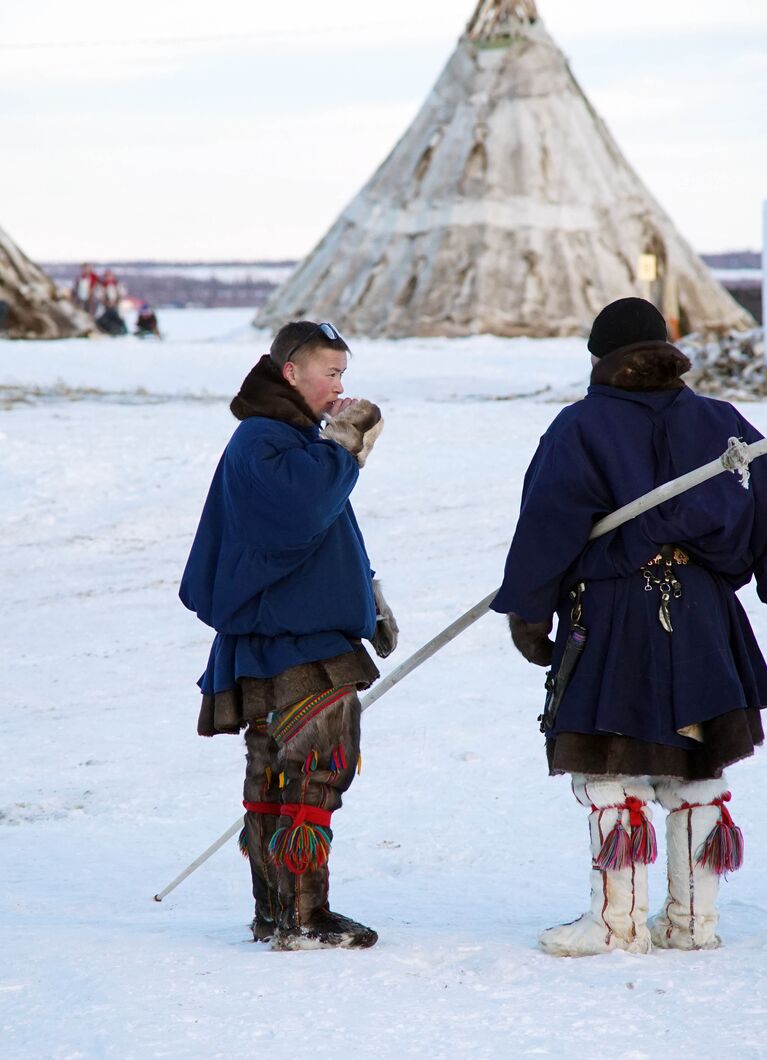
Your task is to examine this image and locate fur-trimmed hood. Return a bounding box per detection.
[590,340,691,391]
[230,354,319,428]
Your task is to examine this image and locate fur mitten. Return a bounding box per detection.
[322,400,383,467]
[370,579,398,658]
[508,613,554,666]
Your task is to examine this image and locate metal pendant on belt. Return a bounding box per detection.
[640,545,687,633]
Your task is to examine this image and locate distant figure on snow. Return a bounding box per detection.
[101,268,124,308]
[493,297,767,957]
[135,303,162,339]
[179,320,397,950]
[72,263,101,315]
[95,305,127,336]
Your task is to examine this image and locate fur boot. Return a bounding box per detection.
[272,857,377,951]
[268,689,378,950]
[539,776,655,957]
[242,718,281,942]
[649,777,742,950]
[242,807,280,942]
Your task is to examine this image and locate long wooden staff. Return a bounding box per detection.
[154,436,767,901]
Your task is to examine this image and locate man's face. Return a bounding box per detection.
[283,345,347,416]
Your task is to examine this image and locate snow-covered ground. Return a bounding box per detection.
[3,308,767,1059]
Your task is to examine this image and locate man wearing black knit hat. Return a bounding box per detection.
[492,298,767,957]
[587,296,668,357]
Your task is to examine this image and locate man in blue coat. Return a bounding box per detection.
[492,298,767,956]
[180,320,398,950]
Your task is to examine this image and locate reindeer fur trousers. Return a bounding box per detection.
[242,688,374,948]
[539,773,743,957]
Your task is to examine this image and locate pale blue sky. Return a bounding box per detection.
[1,0,765,261]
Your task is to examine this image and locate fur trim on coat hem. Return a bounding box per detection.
[197,644,379,736]
[546,707,764,780]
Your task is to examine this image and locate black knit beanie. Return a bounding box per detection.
[588,298,668,358]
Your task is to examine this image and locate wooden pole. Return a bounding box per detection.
[154,821,242,902]
[153,436,767,901]
[588,437,767,539]
[663,270,681,341]
[762,199,767,329]
[154,591,498,901]
[360,591,498,714]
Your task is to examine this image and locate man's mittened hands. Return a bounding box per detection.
[508,613,554,667]
[322,400,383,467]
[370,579,399,658]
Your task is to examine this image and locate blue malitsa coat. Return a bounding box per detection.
[492,344,767,779]
[180,358,377,697]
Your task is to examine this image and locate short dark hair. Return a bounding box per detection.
[270,320,350,368]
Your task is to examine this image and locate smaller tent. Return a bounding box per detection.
[0,226,92,339]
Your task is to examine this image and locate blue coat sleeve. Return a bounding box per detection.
[243,433,360,547]
[491,415,613,621]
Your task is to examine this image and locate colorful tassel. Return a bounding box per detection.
[625,796,658,865]
[278,771,286,789]
[595,821,633,871]
[267,804,333,874]
[696,794,744,875]
[630,816,658,864]
[238,826,248,859]
[330,744,348,773]
[265,766,272,786]
[269,822,331,875]
[357,752,362,776]
[303,750,318,774]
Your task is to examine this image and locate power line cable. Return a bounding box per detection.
[0,19,457,53]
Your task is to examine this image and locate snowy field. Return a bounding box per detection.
[3,308,767,1059]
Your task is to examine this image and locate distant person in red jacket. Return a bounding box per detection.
[73,264,101,315]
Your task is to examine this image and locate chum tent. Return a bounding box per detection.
[257,0,753,339]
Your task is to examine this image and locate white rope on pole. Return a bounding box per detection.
[153,434,767,901]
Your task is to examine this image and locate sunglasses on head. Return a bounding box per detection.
[283,322,343,362]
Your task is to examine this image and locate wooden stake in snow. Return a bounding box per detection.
[153,435,767,901]
[762,199,767,332]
